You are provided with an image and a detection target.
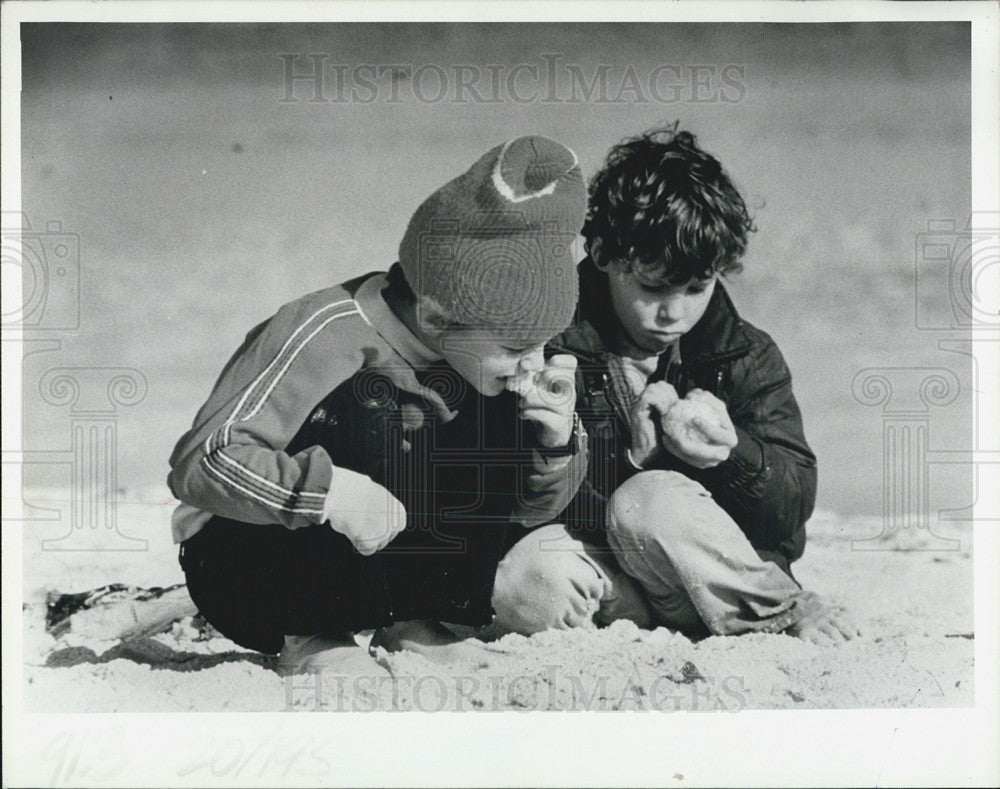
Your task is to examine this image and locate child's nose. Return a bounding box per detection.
[657,297,686,324]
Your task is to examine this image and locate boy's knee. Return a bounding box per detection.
[606,471,709,545]
[491,526,605,635]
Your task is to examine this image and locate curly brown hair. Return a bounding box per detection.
[583,123,756,285]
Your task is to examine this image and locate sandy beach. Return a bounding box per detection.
[21,487,973,713]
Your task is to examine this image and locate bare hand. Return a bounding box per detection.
[516,354,578,447]
[660,388,737,469]
[628,381,679,468]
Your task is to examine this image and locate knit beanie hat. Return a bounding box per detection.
[399,136,586,344]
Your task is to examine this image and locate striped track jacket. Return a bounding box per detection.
[167,273,586,544]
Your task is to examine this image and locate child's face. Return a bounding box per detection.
[607,263,717,355]
[438,331,547,397]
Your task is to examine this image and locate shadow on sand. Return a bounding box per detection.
[45,637,277,673]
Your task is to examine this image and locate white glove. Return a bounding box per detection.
[322,466,407,555]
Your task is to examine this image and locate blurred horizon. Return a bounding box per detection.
[17,22,973,518]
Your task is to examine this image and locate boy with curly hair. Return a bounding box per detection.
[491,125,858,644]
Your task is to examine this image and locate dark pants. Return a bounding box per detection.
[180,514,507,655]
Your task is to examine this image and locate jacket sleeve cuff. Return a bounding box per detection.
[289,445,336,529]
[719,425,765,483]
[531,413,585,471]
[626,446,652,470]
[534,413,581,461]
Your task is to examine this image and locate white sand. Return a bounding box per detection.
[20,488,973,712]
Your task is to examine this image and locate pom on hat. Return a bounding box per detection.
[399,136,587,344]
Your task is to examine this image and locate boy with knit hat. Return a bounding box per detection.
[168,136,589,672]
[491,125,859,645]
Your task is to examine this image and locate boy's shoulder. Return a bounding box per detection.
[680,283,786,365]
[230,273,388,384]
[278,277,364,316]
[267,273,380,339]
[689,288,795,392]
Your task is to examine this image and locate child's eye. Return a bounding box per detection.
[502,345,534,357]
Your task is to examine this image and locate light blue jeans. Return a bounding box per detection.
[491,470,806,636]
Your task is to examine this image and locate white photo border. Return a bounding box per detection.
[2,2,998,787]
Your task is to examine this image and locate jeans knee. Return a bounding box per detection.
[606,471,709,546]
[491,556,567,635]
[491,527,604,635]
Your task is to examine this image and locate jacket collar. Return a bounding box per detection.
[344,271,457,422]
[562,257,753,365]
[352,272,442,367]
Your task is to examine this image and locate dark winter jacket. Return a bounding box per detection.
[549,258,817,573]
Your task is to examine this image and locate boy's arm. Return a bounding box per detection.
[691,338,816,560]
[511,416,589,528]
[167,295,368,530]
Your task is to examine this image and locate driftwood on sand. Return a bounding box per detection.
[46,584,198,641]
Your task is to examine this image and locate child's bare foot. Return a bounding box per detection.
[785,593,861,645]
[278,633,391,676]
[370,620,493,666]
